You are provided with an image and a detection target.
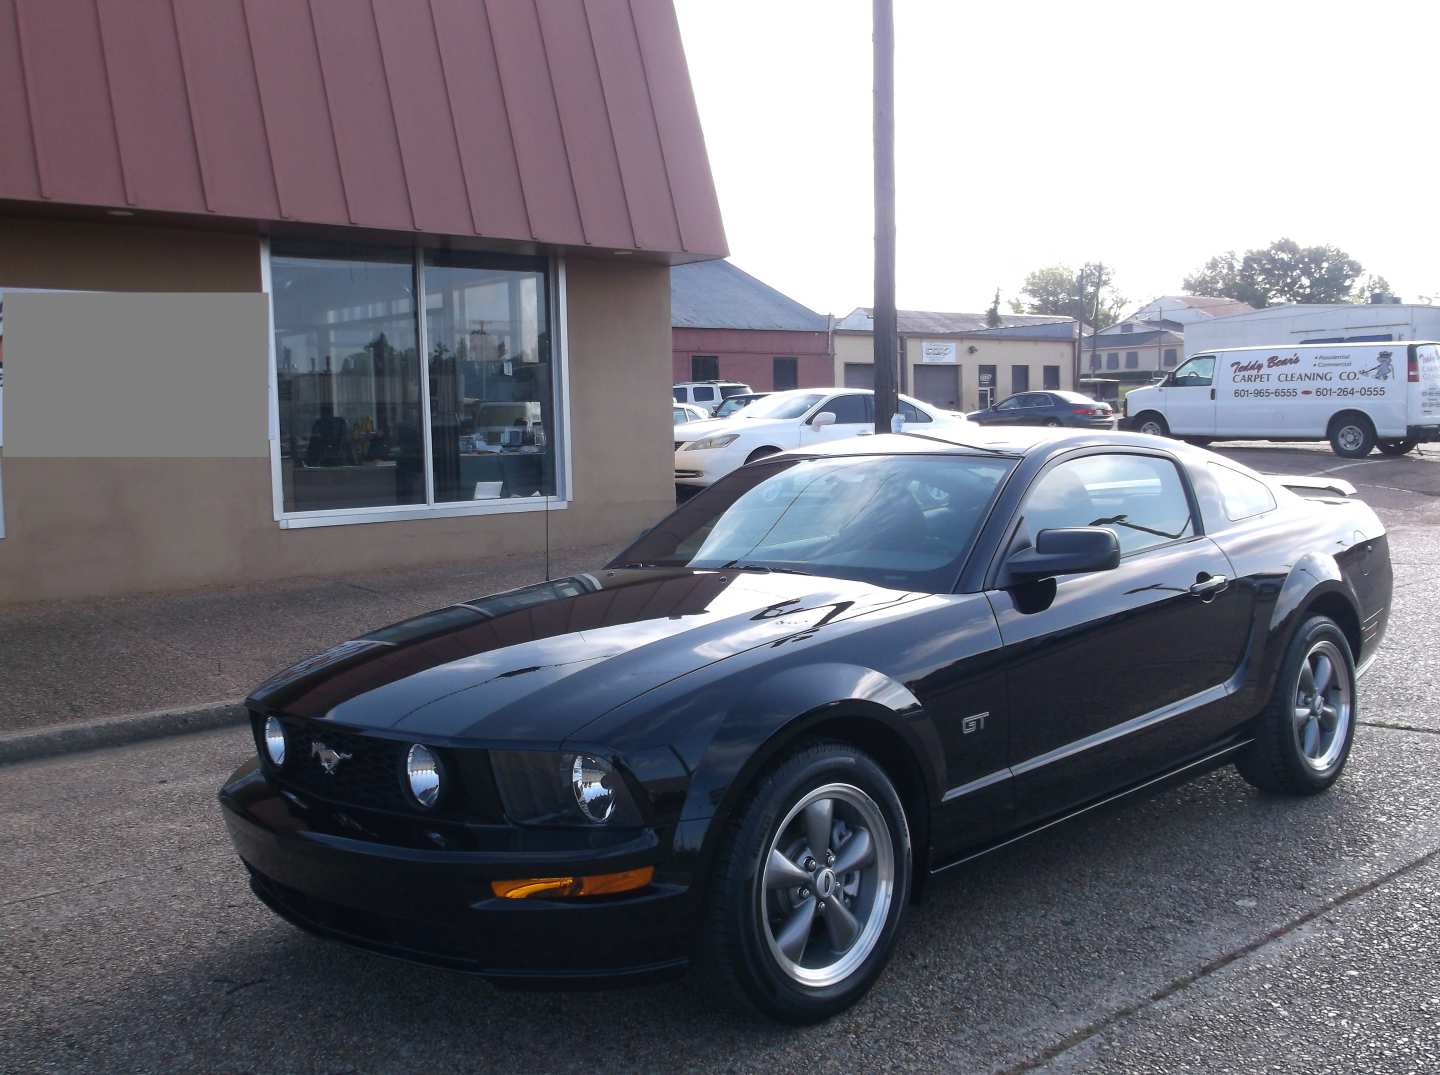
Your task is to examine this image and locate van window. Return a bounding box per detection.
[693,386,716,402]
[673,387,686,402]
[1171,356,1214,388]
[1210,463,1277,521]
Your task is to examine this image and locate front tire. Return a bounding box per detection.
[1378,438,1417,456]
[1328,412,1376,458]
[695,741,912,1024]
[1235,615,1357,795]
[1134,411,1169,438]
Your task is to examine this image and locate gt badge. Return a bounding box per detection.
[962,712,988,735]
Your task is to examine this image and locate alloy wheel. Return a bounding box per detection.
[759,783,895,987]
[1293,639,1351,772]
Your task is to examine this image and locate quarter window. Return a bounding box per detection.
[1210,463,1277,521]
[899,400,933,424]
[1020,454,1194,557]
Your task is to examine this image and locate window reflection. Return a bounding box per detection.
[424,251,555,502]
[272,244,422,512]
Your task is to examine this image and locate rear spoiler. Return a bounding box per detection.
[1272,474,1356,498]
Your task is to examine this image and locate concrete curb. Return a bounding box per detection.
[0,700,249,766]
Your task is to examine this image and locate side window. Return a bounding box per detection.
[900,400,932,424]
[1209,463,1277,521]
[820,394,870,424]
[1020,454,1195,557]
[673,408,684,423]
[1171,356,1215,387]
[995,395,1021,411]
[1023,394,1049,408]
[693,386,716,403]
[673,387,686,402]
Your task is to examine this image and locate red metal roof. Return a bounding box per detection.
[0,0,726,258]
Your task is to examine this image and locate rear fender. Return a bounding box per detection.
[1259,552,1359,696]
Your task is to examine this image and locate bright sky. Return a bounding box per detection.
[674,0,1440,319]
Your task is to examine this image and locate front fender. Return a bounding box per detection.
[676,661,938,827]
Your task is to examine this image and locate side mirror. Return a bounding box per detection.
[1003,527,1120,584]
[811,410,837,429]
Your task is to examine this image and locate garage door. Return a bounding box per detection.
[912,364,960,409]
[843,363,873,389]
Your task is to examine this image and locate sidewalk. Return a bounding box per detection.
[0,541,619,751]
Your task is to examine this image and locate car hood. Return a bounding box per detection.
[247,568,914,744]
[673,415,761,439]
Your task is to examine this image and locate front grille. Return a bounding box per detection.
[271,716,411,812]
[251,712,504,822]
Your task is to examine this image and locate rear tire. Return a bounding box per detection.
[1328,412,1376,458]
[1235,615,1356,795]
[1043,418,1061,427]
[1134,412,1168,438]
[694,741,912,1024]
[1378,438,1417,456]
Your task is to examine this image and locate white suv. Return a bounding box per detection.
[673,381,753,415]
[673,387,975,487]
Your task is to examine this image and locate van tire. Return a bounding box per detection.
[1328,412,1375,458]
[1378,438,1417,456]
[1133,412,1169,438]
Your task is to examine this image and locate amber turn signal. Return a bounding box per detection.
[491,866,654,900]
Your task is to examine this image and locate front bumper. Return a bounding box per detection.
[219,761,695,986]
[672,443,746,487]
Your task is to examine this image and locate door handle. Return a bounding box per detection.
[1209,388,1215,400]
[1189,574,1228,599]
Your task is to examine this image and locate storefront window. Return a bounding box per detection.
[272,243,422,513]
[423,251,554,502]
[270,241,560,519]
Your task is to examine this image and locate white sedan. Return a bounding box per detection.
[673,387,977,488]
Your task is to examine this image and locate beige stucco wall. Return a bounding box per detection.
[834,332,1075,410]
[0,233,672,602]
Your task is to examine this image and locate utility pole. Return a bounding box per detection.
[872,0,898,434]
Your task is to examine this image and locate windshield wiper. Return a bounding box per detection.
[715,560,814,576]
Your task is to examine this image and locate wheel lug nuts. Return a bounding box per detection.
[816,900,826,913]
[799,887,810,898]
[804,857,817,871]
[825,851,835,865]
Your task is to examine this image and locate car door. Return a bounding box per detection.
[1156,356,1217,435]
[984,448,1248,825]
[799,392,872,445]
[979,394,1025,426]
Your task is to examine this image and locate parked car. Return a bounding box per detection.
[221,428,1390,1022]
[968,390,1114,428]
[673,402,709,425]
[1123,341,1440,457]
[673,387,972,487]
[713,391,770,419]
[673,380,753,415]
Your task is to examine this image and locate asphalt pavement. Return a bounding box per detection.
[2,442,1438,1074]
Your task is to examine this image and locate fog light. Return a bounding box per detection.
[491,867,654,900]
[406,744,442,808]
[263,716,286,766]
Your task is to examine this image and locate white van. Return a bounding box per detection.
[672,381,753,415]
[1123,342,1440,457]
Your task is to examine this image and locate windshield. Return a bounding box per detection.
[741,392,827,420]
[612,454,1015,591]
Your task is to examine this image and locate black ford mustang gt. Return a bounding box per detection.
[220,429,1391,1023]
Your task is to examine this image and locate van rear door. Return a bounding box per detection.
[1410,344,1440,432]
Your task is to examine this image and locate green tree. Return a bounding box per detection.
[984,288,1002,328]
[1015,262,1125,329]
[1352,273,1395,303]
[1184,239,1369,308]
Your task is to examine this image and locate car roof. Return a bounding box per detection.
[789,427,1187,462]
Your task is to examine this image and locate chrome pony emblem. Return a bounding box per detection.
[311,741,352,775]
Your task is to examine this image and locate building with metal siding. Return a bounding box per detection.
[0,0,726,604]
[670,260,831,391]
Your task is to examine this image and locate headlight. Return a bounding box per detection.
[490,750,642,827]
[683,434,739,451]
[263,716,286,766]
[406,744,442,808]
